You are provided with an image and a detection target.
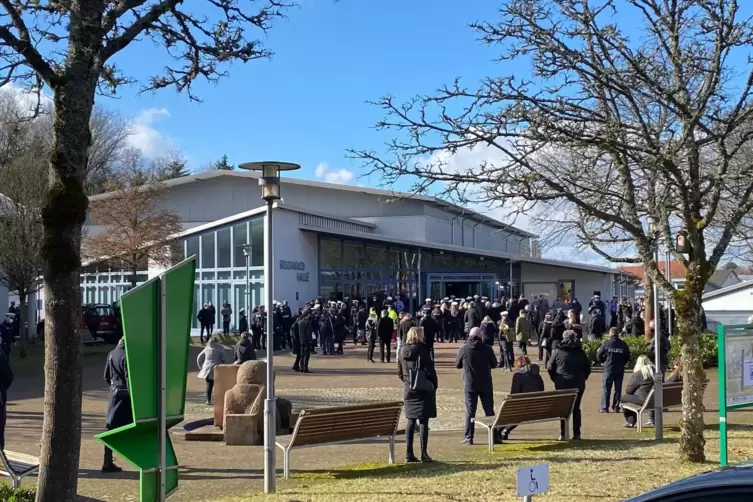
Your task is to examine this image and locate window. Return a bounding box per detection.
[217,227,231,268]
[365,244,387,268]
[233,223,248,267]
[250,218,264,267]
[201,233,215,268]
[320,238,342,269]
[433,252,455,269]
[390,247,407,269]
[186,236,200,264]
[675,281,685,290]
[343,240,365,269]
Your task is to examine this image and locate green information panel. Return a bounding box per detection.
[96,257,196,500]
[718,324,753,466]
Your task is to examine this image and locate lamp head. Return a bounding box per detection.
[238,161,301,201]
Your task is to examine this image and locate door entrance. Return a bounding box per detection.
[426,273,498,301]
[445,282,476,299]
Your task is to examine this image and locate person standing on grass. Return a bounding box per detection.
[197,336,227,406]
[456,327,499,446]
[597,327,630,413]
[398,327,437,463]
[221,300,233,336]
[498,312,515,371]
[102,338,129,473]
[547,330,591,440]
[515,309,531,355]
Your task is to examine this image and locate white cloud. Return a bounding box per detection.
[126,108,175,159]
[314,162,355,184]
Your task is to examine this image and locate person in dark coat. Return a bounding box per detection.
[238,308,249,334]
[397,327,438,463]
[85,305,101,341]
[456,327,498,445]
[102,338,131,473]
[647,320,670,373]
[480,316,496,347]
[197,304,213,344]
[332,313,346,354]
[0,346,13,451]
[538,312,554,364]
[294,314,312,373]
[376,310,394,363]
[207,301,217,334]
[464,302,480,338]
[621,355,656,428]
[587,310,606,341]
[419,313,439,360]
[546,330,591,440]
[0,316,13,358]
[596,327,630,413]
[234,331,257,364]
[631,312,645,337]
[500,355,545,440]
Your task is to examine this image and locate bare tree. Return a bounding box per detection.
[353,0,753,462]
[152,149,190,181]
[0,1,291,499]
[0,150,46,359]
[85,168,182,288]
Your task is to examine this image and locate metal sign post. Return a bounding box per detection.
[718,323,753,466]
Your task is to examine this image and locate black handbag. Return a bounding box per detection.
[409,356,435,392]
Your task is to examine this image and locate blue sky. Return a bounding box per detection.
[106,0,504,184]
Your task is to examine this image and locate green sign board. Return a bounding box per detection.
[717,323,753,466]
[96,257,196,500]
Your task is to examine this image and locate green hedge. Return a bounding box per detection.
[0,485,35,502]
[582,332,718,369]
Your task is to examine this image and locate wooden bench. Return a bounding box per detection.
[275,401,403,479]
[622,380,708,432]
[472,389,580,452]
[0,450,39,489]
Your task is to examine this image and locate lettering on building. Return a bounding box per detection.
[296,272,310,282]
[279,260,305,271]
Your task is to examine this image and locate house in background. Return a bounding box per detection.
[702,281,753,330]
[618,261,743,300]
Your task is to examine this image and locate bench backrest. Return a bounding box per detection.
[644,382,683,409]
[290,401,404,447]
[496,389,579,426]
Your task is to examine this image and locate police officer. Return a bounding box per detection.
[596,327,631,413]
[281,301,293,350]
[420,298,433,318]
[102,338,132,473]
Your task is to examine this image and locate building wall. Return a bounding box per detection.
[272,209,319,310]
[353,215,428,242]
[704,311,753,331]
[703,286,753,311]
[0,284,8,314]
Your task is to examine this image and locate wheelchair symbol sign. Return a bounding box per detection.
[516,464,549,497]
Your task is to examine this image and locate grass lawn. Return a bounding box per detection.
[219,427,753,502]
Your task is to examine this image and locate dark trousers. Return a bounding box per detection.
[206,378,214,403]
[282,323,292,349]
[379,339,391,362]
[499,340,514,369]
[88,324,99,340]
[559,387,584,438]
[622,394,654,424]
[601,372,624,410]
[538,339,549,362]
[222,321,230,336]
[367,337,377,361]
[103,422,115,466]
[200,324,211,341]
[405,417,429,458]
[464,391,495,441]
[518,341,528,356]
[252,330,261,349]
[294,345,311,371]
[0,400,6,451]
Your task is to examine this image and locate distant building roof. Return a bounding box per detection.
[702,279,753,301]
[618,261,687,284]
[88,169,538,239]
[707,269,740,289]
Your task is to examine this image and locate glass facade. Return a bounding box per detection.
[80,261,149,306]
[318,236,521,313]
[183,216,265,330]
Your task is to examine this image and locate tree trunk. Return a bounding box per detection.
[643,275,653,343]
[675,262,706,462]
[37,81,98,501]
[18,291,27,359]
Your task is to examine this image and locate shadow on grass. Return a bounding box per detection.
[523,438,676,454]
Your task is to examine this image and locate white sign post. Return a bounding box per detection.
[516,464,550,501]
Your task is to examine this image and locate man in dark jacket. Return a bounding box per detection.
[0,345,13,451]
[234,331,257,364]
[547,330,591,440]
[596,327,630,413]
[455,328,498,445]
[419,313,439,360]
[356,306,368,345]
[294,314,312,373]
[464,303,480,337]
[197,304,213,344]
[587,309,606,341]
[376,310,394,363]
[102,338,131,473]
[501,356,544,440]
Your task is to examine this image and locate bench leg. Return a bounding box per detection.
[283,448,291,479]
[388,434,395,464]
[12,475,19,490]
[636,412,643,433]
[488,427,494,453]
[562,419,570,441]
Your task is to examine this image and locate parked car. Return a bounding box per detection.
[625,463,753,501]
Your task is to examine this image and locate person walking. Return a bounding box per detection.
[102,338,129,473]
[377,310,394,363]
[456,327,499,445]
[597,327,630,413]
[546,330,591,440]
[397,327,438,463]
[365,308,378,363]
[207,301,217,334]
[498,312,514,370]
[234,331,257,364]
[515,310,531,355]
[480,316,496,347]
[397,313,414,356]
[197,304,212,344]
[419,311,439,360]
[538,312,554,364]
[221,300,233,336]
[197,336,228,405]
[499,356,545,441]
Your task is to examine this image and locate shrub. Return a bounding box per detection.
[0,485,36,502]
[582,332,718,369]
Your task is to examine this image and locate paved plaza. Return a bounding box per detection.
[2,341,747,501]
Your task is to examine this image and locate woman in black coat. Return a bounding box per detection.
[501,355,545,440]
[397,327,438,463]
[621,355,656,427]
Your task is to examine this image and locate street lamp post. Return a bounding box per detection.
[238,161,301,494]
[242,244,251,314]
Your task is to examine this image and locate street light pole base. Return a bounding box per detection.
[264,398,277,493]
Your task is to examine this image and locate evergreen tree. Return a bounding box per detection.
[214,154,234,170]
